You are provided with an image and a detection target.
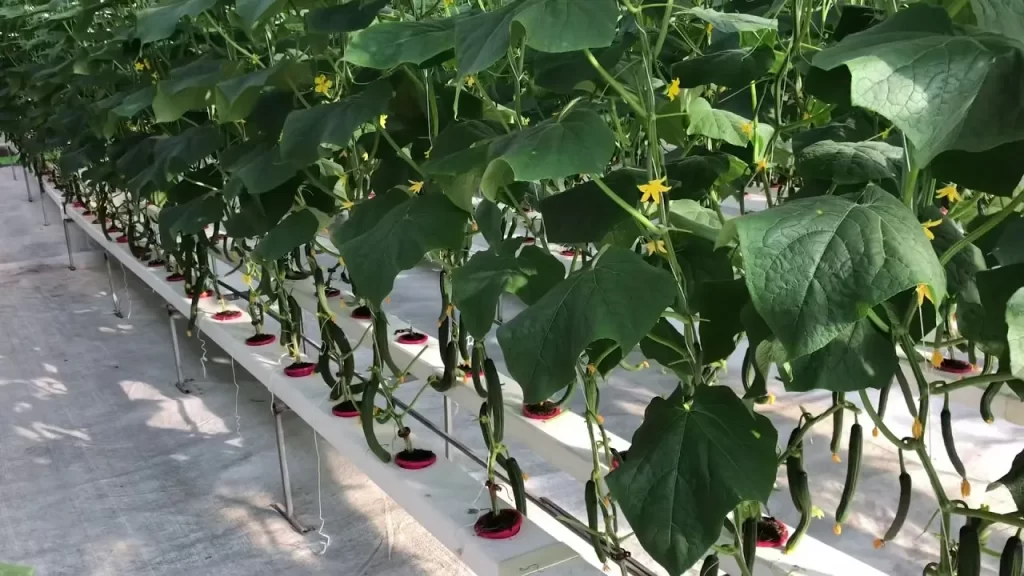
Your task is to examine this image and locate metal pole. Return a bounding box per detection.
[270,400,311,534]
[22,164,31,202]
[104,253,122,318]
[167,307,193,394]
[443,395,453,460]
[62,218,76,271]
[39,183,49,226]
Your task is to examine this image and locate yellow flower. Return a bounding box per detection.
[134,60,145,72]
[921,219,941,240]
[755,158,768,172]
[961,478,971,498]
[408,180,424,194]
[740,122,754,139]
[645,239,667,254]
[241,273,252,286]
[361,151,369,161]
[666,77,681,102]
[520,116,530,126]
[931,349,944,368]
[143,59,151,70]
[705,22,713,38]
[424,148,432,159]
[811,506,825,519]
[586,363,597,375]
[912,417,923,439]
[465,75,476,87]
[936,184,961,203]
[638,177,671,204]
[314,74,333,96]
[444,0,454,5]
[916,283,933,306]
[341,199,354,210]
[379,114,388,129]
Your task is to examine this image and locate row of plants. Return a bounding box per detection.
[4,0,1024,573]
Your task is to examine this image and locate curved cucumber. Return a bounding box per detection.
[584,480,607,563]
[471,345,487,398]
[834,422,863,532]
[982,381,1003,424]
[1000,535,1022,576]
[504,457,528,514]
[831,392,845,462]
[699,554,719,576]
[360,374,391,463]
[484,359,504,444]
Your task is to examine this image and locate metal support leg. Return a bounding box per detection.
[104,253,123,318]
[39,184,49,226]
[11,163,16,180]
[62,218,76,271]
[167,308,194,394]
[443,395,453,460]
[22,165,31,202]
[271,400,312,534]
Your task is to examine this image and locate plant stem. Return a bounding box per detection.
[949,507,1024,530]
[940,185,1024,266]
[592,177,659,233]
[857,390,915,450]
[652,0,675,59]
[583,49,646,119]
[930,372,1006,395]
[777,402,846,464]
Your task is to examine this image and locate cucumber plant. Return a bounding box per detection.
[3,0,1024,574]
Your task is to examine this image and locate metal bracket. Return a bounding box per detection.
[166,308,194,394]
[271,400,312,534]
[62,218,76,271]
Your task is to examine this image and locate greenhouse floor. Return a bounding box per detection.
[0,165,1021,576]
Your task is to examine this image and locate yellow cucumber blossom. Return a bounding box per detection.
[341,199,354,210]
[936,184,961,203]
[408,180,424,194]
[465,75,476,87]
[314,74,333,95]
[645,239,667,254]
[931,349,943,368]
[666,77,681,102]
[756,157,768,172]
[638,177,670,204]
[921,219,941,240]
[740,122,754,139]
[378,114,388,128]
[916,283,933,306]
[912,417,923,439]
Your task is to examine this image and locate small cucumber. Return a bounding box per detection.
[372,312,403,377]
[503,457,528,514]
[584,480,608,563]
[457,314,470,362]
[877,452,911,548]
[831,393,845,463]
[431,341,458,392]
[982,381,1003,424]
[834,421,862,534]
[875,379,892,437]
[958,524,981,576]
[485,358,504,444]
[360,374,391,463]
[471,344,487,398]
[699,554,719,576]
[941,394,969,496]
[1000,535,1022,576]
[785,499,811,555]
[742,517,757,573]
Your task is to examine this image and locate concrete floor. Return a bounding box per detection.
[0,171,471,575]
[3,164,1022,576]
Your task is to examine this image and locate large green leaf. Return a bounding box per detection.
[920,206,986,298]
[214,60,311,122]
[451,239,565,339]
[794,140,903,184]
[670,47,775,89]
[696,278,749,364]
[496,247,675,402]
[959,263,1024,357]
[331,191,469,305]
[607,386,778,575]
[110,86,154,118]
[454,0,618,75]
[280,80,393,167]
[686,7,778,33]
[135,0,216,45]
[252,208,321,263]
[971,0,1024,44]
[345,19,456,69]
[224,186,295,238]
[687,97,769,147]
[235,145,298,194]
[235,0,284,28]
[788,319,896,392]
[150,125,222,185]
[987,448,1024,513]
[538,169,644,244]
[306,0,389,34]
[639,319,692,378]
[813,4,1024,165]
[733,185,946,358]
[1007,288,1024,380]
[152,59,236,123]
[481,109,615,200]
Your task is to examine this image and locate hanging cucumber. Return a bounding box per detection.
[831,392,845,463]
[478,402,507,468]
[503,457,528,514]
[1001,533,1022,576]
[941,394,970,497]
[317,349,336,390]
[431,341,458,392]
[834,421,862,535]
[982,381,1003,424]
[699,554,719,576]
[326,322,355,389]
[485,358,504,444]
[372,312,404,377]
[360,373,391,463]
[585,480,608,564]
[958,523,981,576]
[457,314,470,362]
[875,450,911,548]
[742,517,757,573]
[874,379,892,437]
[471,344,487,398]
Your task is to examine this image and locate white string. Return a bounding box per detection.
[196,330,209,379]
[312,430,331,555]
[119,261,133,320]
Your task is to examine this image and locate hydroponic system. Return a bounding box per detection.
[2,0,1024,574]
